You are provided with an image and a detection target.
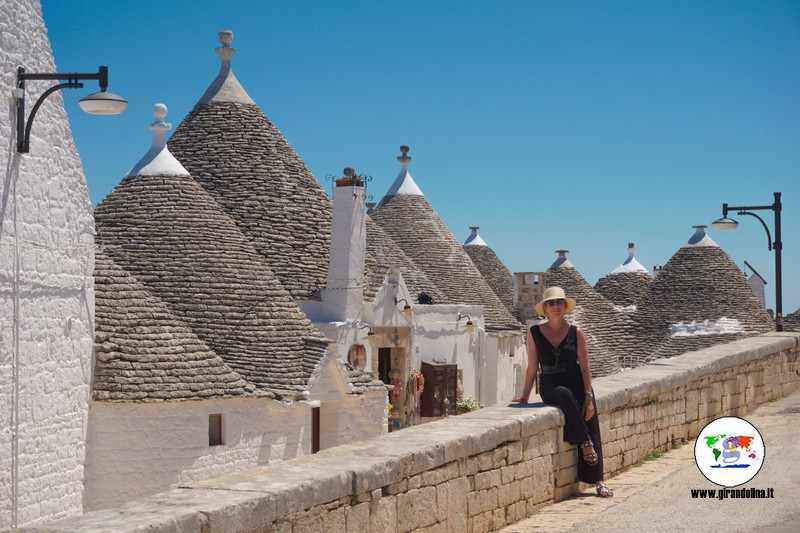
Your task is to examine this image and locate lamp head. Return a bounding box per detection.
[79,90,128,115]
[711,216,739,231]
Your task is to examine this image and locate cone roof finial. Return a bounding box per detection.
[397,145,411,164]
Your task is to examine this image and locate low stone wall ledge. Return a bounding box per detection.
[26,332,800,533]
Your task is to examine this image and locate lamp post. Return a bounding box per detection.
[712,191,783,331]
[14,65,127,153]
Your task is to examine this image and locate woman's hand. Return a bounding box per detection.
[511,395,528,403]
[583,397,595,421]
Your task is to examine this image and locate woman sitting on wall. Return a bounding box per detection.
[512,287,613,498]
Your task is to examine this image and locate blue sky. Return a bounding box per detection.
[42,0,799,315]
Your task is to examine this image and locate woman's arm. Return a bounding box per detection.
[512,329,538,403]
[576,327,595,421]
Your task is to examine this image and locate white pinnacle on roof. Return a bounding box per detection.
[681,225,719,248]
[384,145,424,197]
[550,249,575,269]
[126,104,190,177]
[610,242,650,275]
[464,226,488,246]
[197,30,255,105]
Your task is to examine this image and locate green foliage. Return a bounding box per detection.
[456,397,484,412]
[644,451,665,461]
[644,394,660,406]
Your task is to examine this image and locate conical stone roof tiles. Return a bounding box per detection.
[628,226,774,365]
[167,32,332,300]
[594,243,653,309]
[365,216,446,304]
[371,148,520,331]
[94,249,254,402]
[782,309,800,332]
[462,227,515,314]
[96,106,328,399]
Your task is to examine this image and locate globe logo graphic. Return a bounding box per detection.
[694,416,765,487]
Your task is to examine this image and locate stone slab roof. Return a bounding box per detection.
[365,216,446,304]
[371,194,520,331]
[543,260,625,377]
[94,249,255,402]
[167,101,332,300]
[165,38,449,313]
[463,242,515,315]
[628,240,774,365]
[594,271,652,308]
[783,309,800,332]
[95,171,329,399]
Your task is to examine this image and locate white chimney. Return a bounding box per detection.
[322,167,366,321]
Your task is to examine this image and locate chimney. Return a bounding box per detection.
[322,167,366,321]
[653,264,663,277]
[550,249,573,269]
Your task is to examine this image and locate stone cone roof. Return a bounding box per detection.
[95,155,330,398]
[166,34,439,308]
[94,248,255,402]
[371,155,520,331]
[462,228,515,314]
[594,272,652,309]
[628,227,774,365]
[167,34,332,300]
[167,101,331,300]
[544,253,625,376]
[783,309,800,332]
[594,244,652,308]
[365,216,446,304]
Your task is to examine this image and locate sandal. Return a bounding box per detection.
[581,441,598,465]
[596,483,614,498]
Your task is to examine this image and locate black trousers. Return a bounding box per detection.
[540,369,604,484]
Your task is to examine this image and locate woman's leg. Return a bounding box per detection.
[540,385,592,444]
[577,393,605,484]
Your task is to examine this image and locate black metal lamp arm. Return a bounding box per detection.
[735,211,773,251]
[16,66,108,153]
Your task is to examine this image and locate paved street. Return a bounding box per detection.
[500,389,800,533]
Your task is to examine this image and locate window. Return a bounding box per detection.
[514,364,523,397]
[524,274,539,285]
[209,414,224,446]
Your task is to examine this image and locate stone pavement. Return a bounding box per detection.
[499,389,800,533]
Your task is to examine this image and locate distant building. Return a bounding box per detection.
[594,243,653,311]
[743,260,767,308]
[514,272,547,323]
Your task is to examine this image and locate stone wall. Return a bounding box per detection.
[31,333,800,533]
[83,398,313,513]
[1,0,94,528]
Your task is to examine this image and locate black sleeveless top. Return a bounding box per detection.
[530,324,579,374]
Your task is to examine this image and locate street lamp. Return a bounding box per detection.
[14,65,128,153]
[711,192,783,331]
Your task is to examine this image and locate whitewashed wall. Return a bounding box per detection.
[410,304,484,401]
[308,356,388,450]
[0,0,94,528]
[485,332,527,406]
[84,397,312,512]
